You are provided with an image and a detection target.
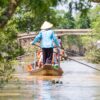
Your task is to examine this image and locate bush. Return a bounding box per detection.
[85,48,100,64]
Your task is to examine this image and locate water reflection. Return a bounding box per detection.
[0,57,100,100]
[34,80,52,100]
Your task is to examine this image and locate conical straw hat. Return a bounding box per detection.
[41,21,53,30]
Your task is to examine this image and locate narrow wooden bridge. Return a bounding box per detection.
[17,29,92,47]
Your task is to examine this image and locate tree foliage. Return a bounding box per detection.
[85,5,100,63]
[56,0,91,56]
[0,0,61,87]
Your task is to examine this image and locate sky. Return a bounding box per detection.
[56,1,98,12]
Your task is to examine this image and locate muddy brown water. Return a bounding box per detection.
[0,56,100,100]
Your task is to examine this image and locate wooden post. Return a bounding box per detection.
[57,48,60,67]
[33,51,37,69]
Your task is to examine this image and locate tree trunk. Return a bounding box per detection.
[0,0,20,28]
[91,0,100,2]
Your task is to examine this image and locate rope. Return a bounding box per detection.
[68,57,100,72]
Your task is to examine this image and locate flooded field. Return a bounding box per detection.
[0,56,100,100]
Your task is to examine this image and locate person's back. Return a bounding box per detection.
[31,29,59,49]
[40,29,57,48]
[31,21,59,65]
[58,36,62,48]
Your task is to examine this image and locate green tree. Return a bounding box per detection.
[75,15,91,28]
[84,5,100,63]
[57,12,75,29]
[0,0,62,87]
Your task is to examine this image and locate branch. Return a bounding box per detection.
[91,0,100,3]
[0,0,20,28]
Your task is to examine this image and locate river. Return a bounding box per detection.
[0,57,100,100]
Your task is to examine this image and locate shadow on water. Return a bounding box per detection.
[0,56,100,100]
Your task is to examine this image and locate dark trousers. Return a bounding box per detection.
[42,48,53,64]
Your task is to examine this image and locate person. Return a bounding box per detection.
[58,36,62,48]
[30,21,59,65]
[52,48,58,65]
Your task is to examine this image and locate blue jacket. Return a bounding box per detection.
[31,29,59,48]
